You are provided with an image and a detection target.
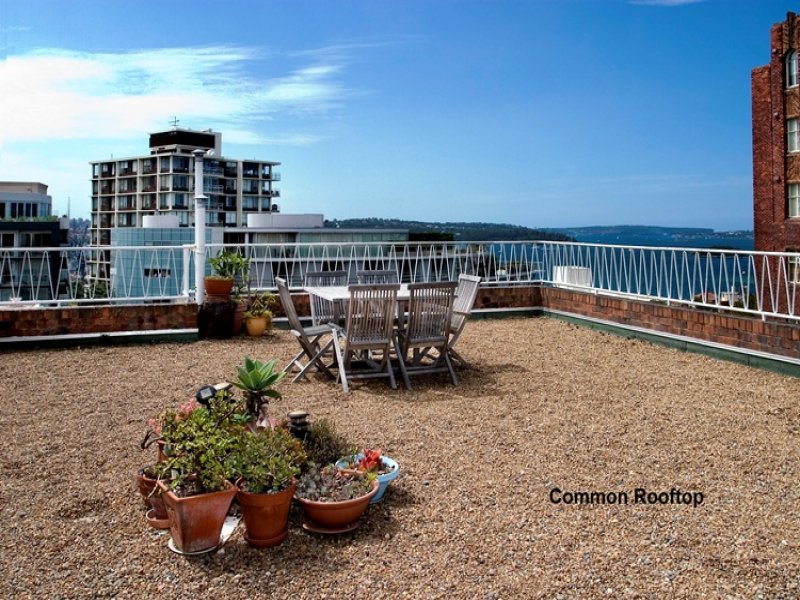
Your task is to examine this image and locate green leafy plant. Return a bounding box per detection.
[302,418,356,467]
[207,250,249,280]
[229,357,286,426]
[296,464,375,502]
[243,291,277,319]
[160,397,242,496]
[230,427,306,494]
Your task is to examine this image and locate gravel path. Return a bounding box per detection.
[0,317,798,599]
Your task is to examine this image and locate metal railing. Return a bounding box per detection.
[0,241,797,322]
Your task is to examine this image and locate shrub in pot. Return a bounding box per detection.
[301,418,356,468]
[230,427,307,548]
[205,250,248,299]
[243,291,277,337]
[156,397,242,553]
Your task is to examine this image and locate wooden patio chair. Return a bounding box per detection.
[276,277,342,383]
[335,283,400,393]
[304,269,348,326]
[356,269,399,284]
[448,274,481,367]
[395,281,458,390]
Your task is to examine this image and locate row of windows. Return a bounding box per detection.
[0,202,47,219]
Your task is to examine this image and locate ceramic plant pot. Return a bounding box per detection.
[204,277,234,299]
[296,480,378,530]
[236,480,296,548]
[157,480,236,554]
[135,468,169,526]
[335,455,401,503]
[244,315,268,337]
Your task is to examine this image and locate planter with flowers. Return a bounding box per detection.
[336,448,400,504]
[230,426,306,548]
[295,464,378,533]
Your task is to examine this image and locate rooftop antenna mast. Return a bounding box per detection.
[170,116,180,128]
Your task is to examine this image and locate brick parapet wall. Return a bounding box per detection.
[538,287,800,361]
[1,287,797,363]
[0,303,197,338]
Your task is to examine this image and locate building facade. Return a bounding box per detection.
[752,12,800,280]
[89,127,280,280]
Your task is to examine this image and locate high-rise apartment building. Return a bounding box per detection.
[752,12,800,281]
[90,127,280,245]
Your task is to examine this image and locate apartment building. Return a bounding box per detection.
[752,12,800,280]
[89,127,280,279]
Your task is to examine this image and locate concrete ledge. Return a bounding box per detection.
[0,328,199,350]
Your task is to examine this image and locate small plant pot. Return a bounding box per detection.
[236,480,296,548]
[296,480,378,530]
[335,455,401,503]
[145,508,171,530]
[135,468,169,520]
[157,480,236,554]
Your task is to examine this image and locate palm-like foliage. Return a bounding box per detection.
[230,357,286,426]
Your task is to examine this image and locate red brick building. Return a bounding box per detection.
[752,12,800,282]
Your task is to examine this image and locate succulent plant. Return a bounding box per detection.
[296,464,374,502]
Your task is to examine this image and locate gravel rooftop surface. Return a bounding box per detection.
[0,317,798,599]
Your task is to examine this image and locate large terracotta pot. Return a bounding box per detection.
[135,468,169,528]
[157,480,236,554]
[236,480,296,548]
[204,277,234,299]
[296,480,378,529]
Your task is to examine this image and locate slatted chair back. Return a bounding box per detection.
[405,281,457,348]
[344,284,399,350]
[356,269,399,284]
[451,274,481,337]
[276,277,304,333]
[304,270,348,325]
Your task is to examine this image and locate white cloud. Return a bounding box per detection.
[0,45,348,144]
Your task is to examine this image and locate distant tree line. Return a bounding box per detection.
[324,218,574,242]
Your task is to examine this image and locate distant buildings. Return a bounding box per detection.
[0,182,69,301]
[752,11,800,280]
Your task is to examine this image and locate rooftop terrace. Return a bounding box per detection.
[1,316,797,598]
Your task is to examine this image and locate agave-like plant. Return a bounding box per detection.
[230,357,287,427]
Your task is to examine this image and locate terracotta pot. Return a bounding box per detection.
[296,480,378,529]
[134,468,169,524]
[236,480,296,548]
[244,315,269,337]
[232,302,247,336]
[157,480,236,554]
[204,278,234,300]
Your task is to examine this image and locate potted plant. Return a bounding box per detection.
[134,463,170,529]
[205,250,248,300]
[230,427,306,548]
[155,396,242,554]
[301,418,356,467]
[336,448,400,504]
[295,464,379,532]
[243,291,277,337]
[230,357,286,429]
[231,263,251,336]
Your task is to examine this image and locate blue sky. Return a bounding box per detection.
[0,0,795,230]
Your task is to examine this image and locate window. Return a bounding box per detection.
[789,118,800,152]
[790,255,800,283]
[790,184,800,217]
[788,50,798,88]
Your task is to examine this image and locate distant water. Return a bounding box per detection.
[566,231,754,251]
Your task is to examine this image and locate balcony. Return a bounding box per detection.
[0,312,796,596]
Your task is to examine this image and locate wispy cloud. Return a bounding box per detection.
[0,45,349,145]
[629,0,705,6]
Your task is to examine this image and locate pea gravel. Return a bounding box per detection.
[0,317,798,599]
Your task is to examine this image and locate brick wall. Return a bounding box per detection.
[537,287,800,361]
[0,303,197,338]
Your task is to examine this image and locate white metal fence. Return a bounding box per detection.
[1,241,798,322]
